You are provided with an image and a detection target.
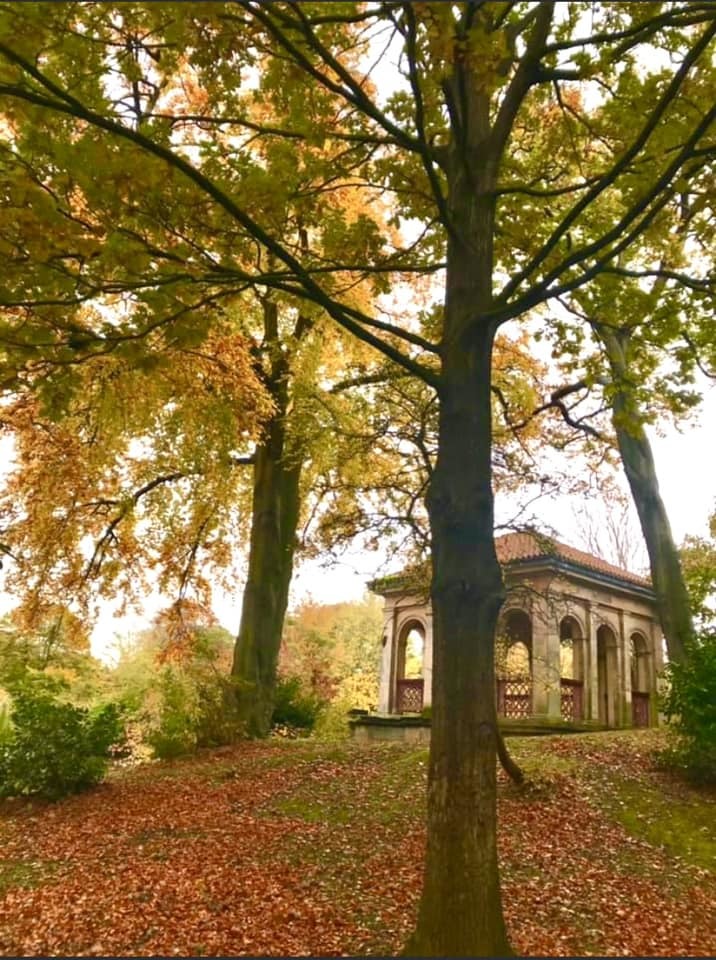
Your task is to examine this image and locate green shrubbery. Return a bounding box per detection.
[113,620,245,760]
[271,676,324,734]
[660,634,716,784]
[0,675,123,800]
[144,668,198,760]
[142,665,243,760]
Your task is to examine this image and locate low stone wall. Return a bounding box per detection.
[349,713,604,743]
[350,714,431,745]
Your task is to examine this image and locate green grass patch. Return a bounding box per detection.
[0,858,60,893]
[275,795,353,824]
[602,776,715,872]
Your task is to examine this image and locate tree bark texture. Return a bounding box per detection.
[231,304,303,737]
[601,328,692,663]
[408,105,513,955]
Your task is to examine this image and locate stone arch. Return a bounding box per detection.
[630,630,652,728]
[496,608,533,718]
[498,608,532,678]
[630,631,650,692]
[559,614,586,721]
[559,614,586,682]
[394,618,425,713]
[597,623,619,727]
[397,618,425,679]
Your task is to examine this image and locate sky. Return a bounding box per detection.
[1,379,713,663]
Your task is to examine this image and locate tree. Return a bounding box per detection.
[520,61,715,665]
[280,595,383,707]
[0,4,714,954]
[680,510,716,630]
[572,482,647,573]
[545,179,714,664]
[0,1,389,738]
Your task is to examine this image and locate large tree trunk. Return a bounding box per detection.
[231,304,303,737]
[601,328,692,663]
[408,123,513,954]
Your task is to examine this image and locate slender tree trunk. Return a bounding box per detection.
[231,303,303,737]
[408,120,513,954]
[600,328,692,663]
[497,728,525,786]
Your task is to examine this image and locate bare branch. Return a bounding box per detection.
[497,19,716,304]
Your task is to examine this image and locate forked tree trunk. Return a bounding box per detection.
[600,328,692,663]
[231,303,303,737]
[407,138,513,954]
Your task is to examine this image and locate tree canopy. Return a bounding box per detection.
[0,3,714,955]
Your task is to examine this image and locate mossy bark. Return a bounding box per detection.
[231,303,303,737]
[601,328,692,664]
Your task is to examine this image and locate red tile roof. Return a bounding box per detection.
[496,531,651,587]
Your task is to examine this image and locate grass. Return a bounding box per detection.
[0,729,712,957]
[599,772,715,871]
[0,857,60,893]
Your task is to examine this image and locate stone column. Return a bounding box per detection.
[531,593,561,719]
[651,620,665,726]
[586,603,600,721]
[377,600,395,714]
[422,610,434,708]
[623,615,634,727]
[617,609,629,727]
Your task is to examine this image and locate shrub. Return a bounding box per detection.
[144,668,198,760]
[0,676,124,800]
[271,677,323,733]
[194,674,244,747]
[312,698,354,741]
[660,634,716,783]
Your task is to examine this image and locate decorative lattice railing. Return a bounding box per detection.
[496,677,532,718]
[396,678,424,713]
[560,678,584,721]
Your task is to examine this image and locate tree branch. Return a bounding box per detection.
[0,47,440,387]
[497,19,716,303]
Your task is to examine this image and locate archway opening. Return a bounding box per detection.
[559,616,585,721]
[630,632,651,727]
[597,624,619,727]
[497,609,532,718]
[395,620,425,713]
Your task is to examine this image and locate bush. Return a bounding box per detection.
[194,674,244,748]
[145,668,198,760]
[271,677,323,733]
[141,665,245,760]
[312,699,354,741]
[0,676,124,800]
[660,634,716,783]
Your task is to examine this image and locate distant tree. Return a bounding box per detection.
[279,595,383,708]
[0,608,101,701]
[572,482,648,574]
[680,512,716,631]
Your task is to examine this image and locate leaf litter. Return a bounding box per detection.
[0,732,713,956]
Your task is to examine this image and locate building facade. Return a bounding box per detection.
[371,533,662,728]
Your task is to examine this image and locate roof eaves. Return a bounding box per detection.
[506,555,655,600]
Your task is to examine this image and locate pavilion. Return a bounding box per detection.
[366,532,662,732]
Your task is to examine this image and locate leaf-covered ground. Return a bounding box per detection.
[0,730,713,956]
